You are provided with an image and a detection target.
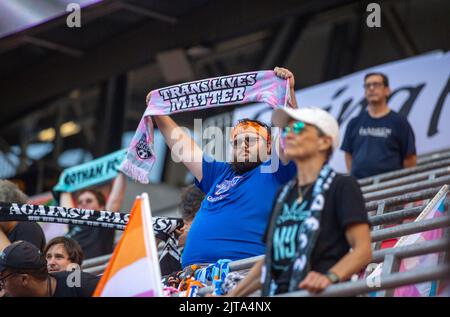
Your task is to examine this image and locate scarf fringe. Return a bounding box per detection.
[119,159,152,184]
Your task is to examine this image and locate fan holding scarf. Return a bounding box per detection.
[121,67,299,268]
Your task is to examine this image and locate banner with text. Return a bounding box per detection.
[233,51,450,172]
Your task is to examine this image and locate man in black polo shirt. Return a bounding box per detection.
[341,72,417,179]
[0,241,98,297]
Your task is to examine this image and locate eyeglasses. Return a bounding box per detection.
[232,135,263,148]
[282,121,305,137]
[363,82,385,89]
[0,272,16,290]
[77,198,94,205]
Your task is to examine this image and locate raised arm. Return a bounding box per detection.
[60,192,75,208]
[152,115,203,181]
[273,66,298,164]
[106,172,127,212]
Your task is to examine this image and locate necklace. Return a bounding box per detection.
[296,183,313,204]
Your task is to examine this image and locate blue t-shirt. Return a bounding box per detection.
[181,156,296,267]
[341,110,416,179]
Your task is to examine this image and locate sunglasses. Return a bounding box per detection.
[232,135,263,148]
[282,121,305,137]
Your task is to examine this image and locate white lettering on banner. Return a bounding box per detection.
[7,203,128,224]
[159,74,257,112]
[232,52,450,173]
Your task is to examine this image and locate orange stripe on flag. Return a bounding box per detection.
[93,197,146,296]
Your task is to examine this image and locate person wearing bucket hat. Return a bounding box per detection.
[227,107,372,296]
[0,240,98,297]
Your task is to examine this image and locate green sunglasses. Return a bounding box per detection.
[282,121,305,137]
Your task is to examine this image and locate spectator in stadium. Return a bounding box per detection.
[0,179,46,252]
[177,184,205,248]
[60,172,126,259]
[0,240,98,297]
[44,236,84,273]
[341,72,417,179]
[152,67,298,268]
[227,107,372,296]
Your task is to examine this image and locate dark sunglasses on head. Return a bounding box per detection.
[236,118,271,131]
[282,121,305,137]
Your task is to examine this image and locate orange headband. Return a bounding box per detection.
[231,121,270,143]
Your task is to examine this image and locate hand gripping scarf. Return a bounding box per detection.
[261,164,336,296]
[120,70,290,184]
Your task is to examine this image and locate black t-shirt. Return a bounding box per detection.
[7,222,46,252]
[264,174,369,294]
[51,271,99,297]
[341,110,416,179]
[66,225,115,259]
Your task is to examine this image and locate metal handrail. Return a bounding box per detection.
[371,216,450,242]
[359,158,450,187]
[371,238,449,263]
[369,205,425,226]
[278,264,450,297]
[77,155,450,285]
[417,149,450,165]
[363,177,450,202]
[84,263,108,276]
[197,238,450,297]
[365,186,442,211]
[82,254,112,269]
[81,205,449,276]
[362,166,450,194]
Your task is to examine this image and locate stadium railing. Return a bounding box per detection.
[362,166,450,195]
[80,149,450,296]
[359,157,450,187]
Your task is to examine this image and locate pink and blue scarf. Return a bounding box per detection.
[120,70,290,183]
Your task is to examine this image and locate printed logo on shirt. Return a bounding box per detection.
[207,176,243,202]
[359,127,392,138]
[273,201,312,265]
